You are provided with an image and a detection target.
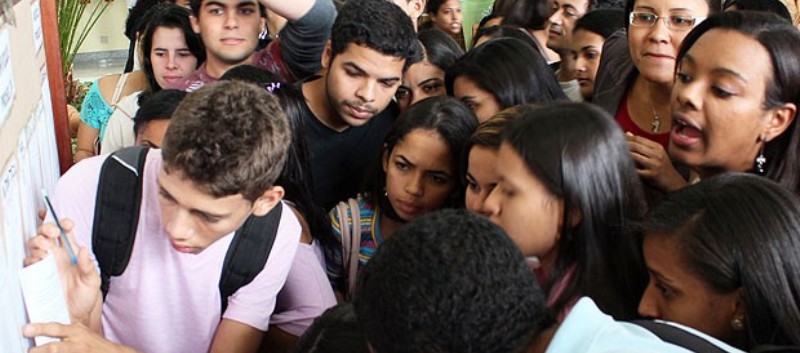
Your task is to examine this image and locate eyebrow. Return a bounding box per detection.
[647,267,676,286]
[417,78,442,87]
[684,54,748,83]
[634,6,694,12]
[580,45,598,51]
[156,179,230,219]
[396,155,453,177]
[343,62,401,82]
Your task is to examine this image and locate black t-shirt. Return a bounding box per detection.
[301,98,398,210]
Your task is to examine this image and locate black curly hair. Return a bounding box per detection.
[330,0,422,71]
[355,209,555,353]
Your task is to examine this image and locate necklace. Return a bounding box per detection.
[651,104,661,133]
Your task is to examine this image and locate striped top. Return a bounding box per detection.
[325,197,383,293]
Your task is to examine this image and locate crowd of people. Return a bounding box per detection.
[21,0,800,352]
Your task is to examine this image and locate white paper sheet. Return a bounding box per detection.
[0,27,14,126]
[30,1,43,52]
[18,253,71,346]
[0,267,29,353]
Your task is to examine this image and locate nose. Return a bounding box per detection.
[575,56,587,73]
[549,8,564,25]
[673,75,701,111]
[482,186,501,218]
[165,209,195,243]
[648,16,670,43]
[472,191,493,217]
[224,11,238,29]
[167,53,178,70]
[355,79,376,103]
[638,280,662,318]
[404,174,424,197]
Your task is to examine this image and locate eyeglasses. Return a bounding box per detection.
[629,11,706,31]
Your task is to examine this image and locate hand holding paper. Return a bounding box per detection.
[18,252,71,346]
[24,219,101,326]
[22,322,140,353]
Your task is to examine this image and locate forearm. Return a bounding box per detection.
[259,0,315,21]
[278,0,336,81]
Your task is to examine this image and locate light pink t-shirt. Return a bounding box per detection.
[271,241,336,336]
[52,150,301,353]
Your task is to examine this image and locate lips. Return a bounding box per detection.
[171,241,199,254]
[670,115,703,149]
[162,75,182,84]
[644,52,674,60]
[221,38,244,45]
[346,104,374,120]
[395,200,422,217]
[577,78,591,86]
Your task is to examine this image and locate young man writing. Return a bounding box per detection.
[300,0,421,209]
[23,81,299,353]
[172,0,335,91]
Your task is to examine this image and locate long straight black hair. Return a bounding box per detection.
[501,102,648,320]
[640,173,800,349]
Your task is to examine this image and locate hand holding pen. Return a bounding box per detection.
[23,190,102,324]
[42,191,78,265]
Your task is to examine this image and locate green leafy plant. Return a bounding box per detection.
[58,0,113,104]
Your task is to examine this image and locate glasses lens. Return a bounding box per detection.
[668,16,695,29]
[631,12,657,26]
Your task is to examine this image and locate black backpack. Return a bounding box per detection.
[91,146,282,313]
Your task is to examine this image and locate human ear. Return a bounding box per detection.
[382,145,390,173]
[412,0,426,18]
[764,102,797,142]
[321,41,333,71]
[252,185,285,216]
[190,14,201,34]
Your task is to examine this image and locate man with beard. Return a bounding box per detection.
[300,0,420,209]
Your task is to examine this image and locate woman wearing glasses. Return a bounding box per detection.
[593,0,719,201]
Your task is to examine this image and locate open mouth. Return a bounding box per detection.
[670,116,703,148]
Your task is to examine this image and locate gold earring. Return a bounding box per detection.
[731,316,745,331]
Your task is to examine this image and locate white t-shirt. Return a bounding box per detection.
[51,150,301,353]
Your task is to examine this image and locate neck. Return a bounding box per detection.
[204,53,256,79]
[530,30,560,63]
[524,324,559,353]
[630,75,673,133]
[379,208,405,240]
[302,75,349,132]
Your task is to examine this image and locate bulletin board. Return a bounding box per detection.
[0,0,72,350]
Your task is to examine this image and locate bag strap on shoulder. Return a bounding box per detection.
[218,202,283,313]
[633,320,728,353]
[336,199,361,301]
[93,146,149,299]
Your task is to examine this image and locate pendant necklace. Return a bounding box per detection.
[651,104,661,133]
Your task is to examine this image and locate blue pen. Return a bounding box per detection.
[42,190,78,265]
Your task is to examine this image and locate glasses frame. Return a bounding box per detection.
[628,11,706,31]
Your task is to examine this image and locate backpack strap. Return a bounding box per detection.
[335,199,362,301]
[218,202,283,313]
[92,146,149,299]
[633,320,728,353]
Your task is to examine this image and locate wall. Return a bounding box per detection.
[76,0,129,54]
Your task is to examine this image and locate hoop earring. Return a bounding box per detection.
[756,136,767,175]
[258,28,268,40]
[731,316,745,331]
